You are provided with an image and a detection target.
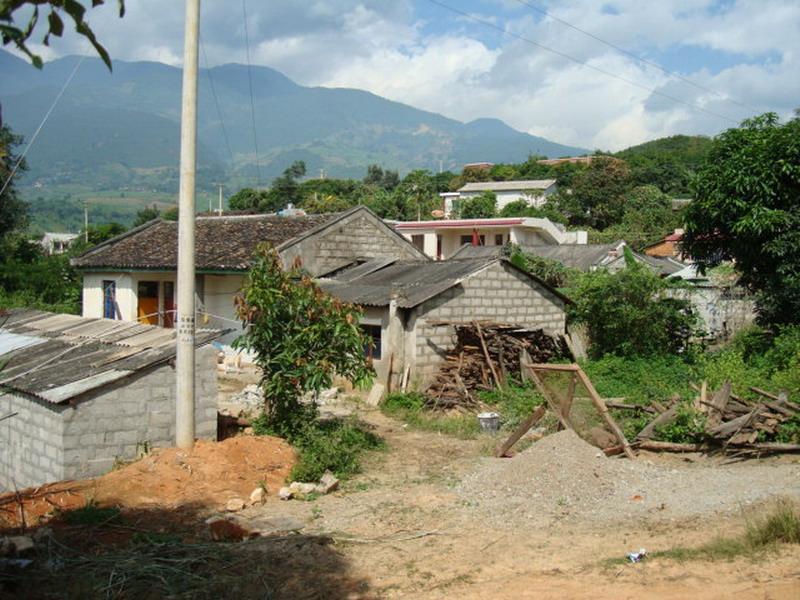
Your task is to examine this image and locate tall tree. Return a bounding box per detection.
[683,113,800,326]
[560,156,632,229]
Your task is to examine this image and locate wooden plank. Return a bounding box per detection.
[706,381,731,429]
[474,321,502,390]
[750,387,782,402]
[636,440,705,452]
[495,404,546,457]
[524,363,579,372]
[574,367,636,459]
[636,405,678,440]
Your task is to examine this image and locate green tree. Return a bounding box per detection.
[458,191,497,219]
[233,246,374,435]
[498,198,567,224]
[593,185,679,250]
[363,164,400,191]
[132,204,160,227]
[0,123,28,240]
[397,169,437,220]
[560,156,632,228]
[228,187,264,211]
[569,251,697,358]
[1,0,125,69]
[683,113,800,326]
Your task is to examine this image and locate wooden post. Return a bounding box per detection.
[495,404,546,457]
[574,368,636,459]
[474,321,502,390]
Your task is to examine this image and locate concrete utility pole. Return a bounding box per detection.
[217,183,224,215]
[83,201,88,243]
[175,0,201,450]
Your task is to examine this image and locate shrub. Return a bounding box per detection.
[655,404,707,443]
[568,252,698,358]
[582,355,693,405]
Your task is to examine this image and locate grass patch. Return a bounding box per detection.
[604,498,800,567]
[381,392,481,439]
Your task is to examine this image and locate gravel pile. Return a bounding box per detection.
[457,430,800,528]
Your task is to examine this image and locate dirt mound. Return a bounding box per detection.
[0,436,295,530]
[457,429,800,527]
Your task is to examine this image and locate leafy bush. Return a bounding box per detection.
[506,245,578,289]
[582,355,693,405]
[253,415,383,482]
[655,404,707,443]
[234,246,373,435]
[568,253,698,358]
[457,192,497,218]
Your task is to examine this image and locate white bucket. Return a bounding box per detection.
[477,412,501,432]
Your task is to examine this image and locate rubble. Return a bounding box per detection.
[278,472,341,500]
[249,487,266,505]
[225,498,246,512]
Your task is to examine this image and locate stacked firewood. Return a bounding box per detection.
[629,381,800,456]
[424,321,568,411]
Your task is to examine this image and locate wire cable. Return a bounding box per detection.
[0,55,85,198]
[200,38,235,163]
[427,0,739,124]
[241,0,263,186]
[511,0,759,113]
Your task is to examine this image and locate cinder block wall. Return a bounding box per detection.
[0,345,218,490]
[0,393,68,491]
[411,261,567,382]
[282,211,424,276]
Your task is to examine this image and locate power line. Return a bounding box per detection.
[511,0,759,114]
[427,0,739,125]
[0,55,85,198]
[241,0,263,186]
[200,38,235,163]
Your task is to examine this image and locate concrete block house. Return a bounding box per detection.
[71,206,428,344]
[0,310,220,490]
[319,256,570,385]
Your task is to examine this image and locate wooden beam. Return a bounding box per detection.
[474,321,502,390]
[750,387,782,402]
[524,363,579,372]
[574,367,636,459]
[495,404,546,457]
[636,440,705,453]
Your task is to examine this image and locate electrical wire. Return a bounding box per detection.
[0,55,85,198]
[200,38,235,163]
[427,0,739,124]
[241,0,263,186]
[511,0,759,113]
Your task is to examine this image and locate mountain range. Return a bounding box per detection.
[0,50,587,189]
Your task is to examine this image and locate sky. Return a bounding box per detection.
[11,0,800,151]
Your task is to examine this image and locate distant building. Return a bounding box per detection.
[442,179,558,216]
[644,228,685,259]
[536,156,594,166]
[41,232,79,254]
[393,216,587,260]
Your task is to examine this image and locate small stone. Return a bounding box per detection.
[278,487,293,501]
[249,487,266,505]
[315,471,339,494]
[225,498,246,512]
[288,482,318,496]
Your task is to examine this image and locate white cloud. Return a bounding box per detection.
[7,0,799,151]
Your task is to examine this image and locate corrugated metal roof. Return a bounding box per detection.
[0,310,224,404]
[459,179,557,193]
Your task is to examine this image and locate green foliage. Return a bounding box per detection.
[506,244,578,288]
[591,185,680,251]
[457,192,497,219]
[656,404,707,443]
[558,156,632,229]
[63,501,121,525]
[0,235,81,313]
[1,1,125,70]
[234,246,373,435]
[498,199,567,224]
[683,113,800,326]
[568,258,698,358]
[133,204,160,227]
[380,392,481,439]
[0,123,28,239]
[477,383,543,431]
[382,391,426,413]
[281,418,384,482]
[363,164,400,191]
[581,354,693,405]
[745,498,800,546]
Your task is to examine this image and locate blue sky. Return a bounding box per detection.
[11,0,800,150]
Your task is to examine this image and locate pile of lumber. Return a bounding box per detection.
[630,382,800,456]
[424,321,568,411]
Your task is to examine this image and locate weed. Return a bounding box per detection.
[745,498,800,546]
[381,392,481,439]
[310,506,323,521]
[656,403,707,443]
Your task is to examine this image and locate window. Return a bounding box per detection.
[102,280,116,319]
[411,234,425,253]
[495,234,504,246]
[460,234,485,246]
[361,324,382,360]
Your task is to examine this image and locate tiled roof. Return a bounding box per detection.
[72,211,341,271]
[0,310,222,404]
[458,179,557,193]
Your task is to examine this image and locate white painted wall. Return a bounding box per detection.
[202,274,246,344]
[81,273,135,320]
